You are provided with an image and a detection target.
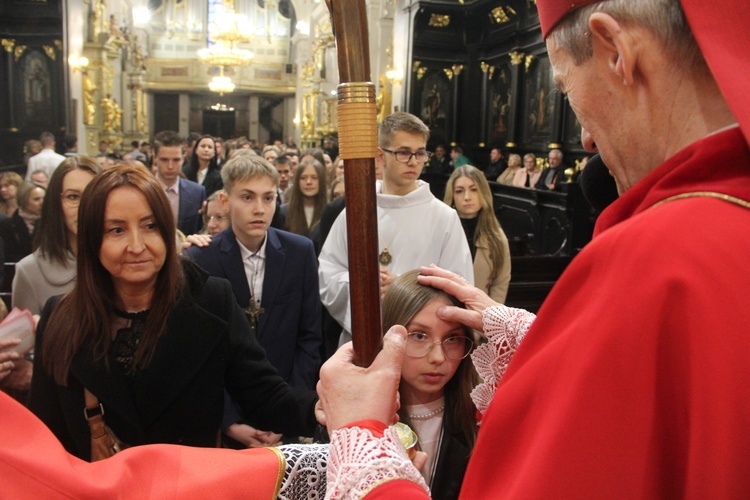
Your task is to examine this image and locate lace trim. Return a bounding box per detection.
[326,426,428,499]
[470,305,536,418]
[277,443,329,499]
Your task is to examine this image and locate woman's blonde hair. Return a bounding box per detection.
[444,165,508,290]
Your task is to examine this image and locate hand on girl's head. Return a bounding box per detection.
[417,265,497,332]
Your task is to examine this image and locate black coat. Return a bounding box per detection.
[27,261,318,461]
[0,210,33,263]
[183,162,223,197]
[431,411,473,500]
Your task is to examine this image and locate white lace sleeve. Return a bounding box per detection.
[470,305,536,417]
[326,425,429,499]
[277,443,329,499]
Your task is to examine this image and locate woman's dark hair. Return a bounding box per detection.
[34,155,100,264]
[382,270,479,449]
[41,165,185,385]
[285,158,327,236]
[185,134,219,182]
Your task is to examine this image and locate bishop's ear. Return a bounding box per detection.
[588,12,636,86]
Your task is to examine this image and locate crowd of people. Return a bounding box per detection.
[3,0,748,496]
[427,144,587,191]
[1,113,512,497]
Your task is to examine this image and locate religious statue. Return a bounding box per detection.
[301,94,315,138]
[112,98,122,132]
[82,74,96,125]
[101,94,116,132]
[131,39,146,71]
[376,74,392,124]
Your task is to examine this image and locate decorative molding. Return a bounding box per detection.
[428,14,450,28]
[53,40,63,51]
[43,45,56,61]
[451,64,464,76]
[14,45,27,61]
[160,66,189,77]
[416,67,427,80]
[1,38,15,53]
[480,61,489,74]
[509,51,525,65]
[524,54,535,71]
[443,68,453,80]
[489,6,517,24]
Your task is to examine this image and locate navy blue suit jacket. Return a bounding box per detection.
[177,177,206,236]
[185,226,322,390]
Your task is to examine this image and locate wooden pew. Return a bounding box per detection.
[505,255,571,313]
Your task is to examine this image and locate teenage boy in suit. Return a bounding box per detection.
[152,131,206,236]
[186,151,322,447]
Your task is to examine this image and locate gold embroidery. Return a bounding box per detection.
[650,191,750,211]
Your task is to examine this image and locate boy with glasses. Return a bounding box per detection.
[319,112,473,346]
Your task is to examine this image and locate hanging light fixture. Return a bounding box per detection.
[208,75,236,95]
[199,0,253,93]
[208,67,236,95]
[197,44,254,67]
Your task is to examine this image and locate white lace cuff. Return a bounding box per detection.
[470,305,536,417]
[326,425,429,499]
[277,443,329,499]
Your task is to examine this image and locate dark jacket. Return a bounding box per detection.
[183,162,223,197]
[0,209,33,263]
[535,165,566,191]
[27,261,318,461]
[484,160,508,182]
[185,226,322,390]
[177,177,207,235]
[431,410,473,500]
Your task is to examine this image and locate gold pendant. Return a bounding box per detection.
[379,247,392,266]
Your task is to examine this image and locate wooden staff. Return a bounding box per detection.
[326,0,382,367]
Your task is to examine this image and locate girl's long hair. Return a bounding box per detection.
[285,158,327,236]
[382,270,479,449]
[444,165,508,288]
[41,166,185,385]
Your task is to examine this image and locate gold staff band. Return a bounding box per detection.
[337,82,378,160]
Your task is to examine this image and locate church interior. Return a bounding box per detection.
[0,0,599,311]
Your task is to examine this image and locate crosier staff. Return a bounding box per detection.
[326,0,382,367]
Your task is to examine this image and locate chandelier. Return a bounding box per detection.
[208,75,236,95]
[197,44,254,67]
[199,0,253,92]
[207,64,236,95]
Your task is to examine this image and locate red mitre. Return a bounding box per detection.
[537,0,598,39]
[537,0,750,144]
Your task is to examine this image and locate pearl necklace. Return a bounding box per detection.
[408,404,445,420]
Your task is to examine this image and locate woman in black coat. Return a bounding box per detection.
[0,182,45,263]
[28,166,319,461]
[183,135,223,196]
[0,182,45,295]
